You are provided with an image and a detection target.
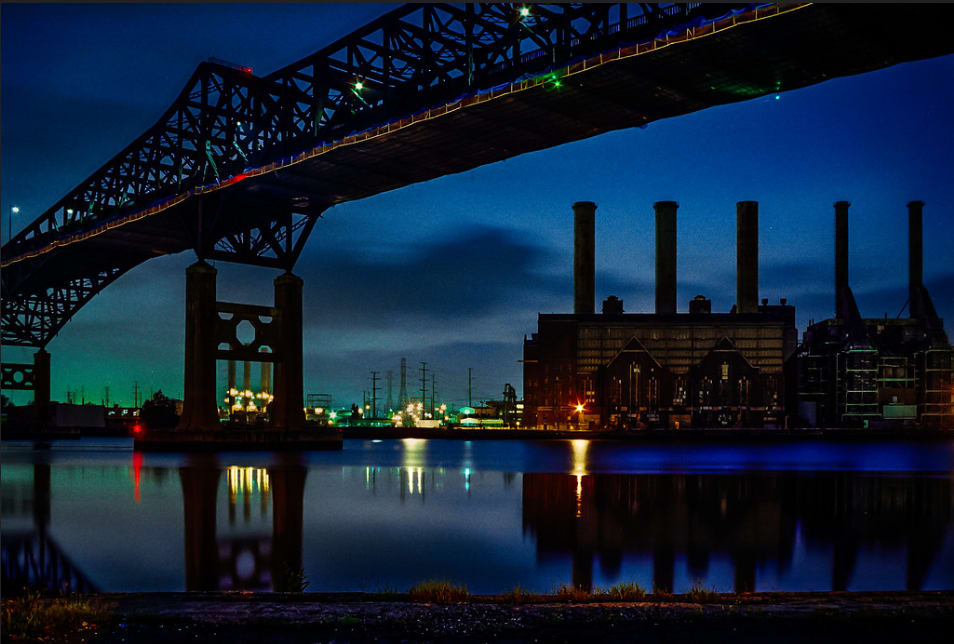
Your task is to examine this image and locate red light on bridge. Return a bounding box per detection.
[132,423,143,435]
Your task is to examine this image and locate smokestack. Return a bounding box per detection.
[908,200,923,317]
[834,201,850,319]
[654,201,677,314]
[573,201,596,314]
[736,201,758,314]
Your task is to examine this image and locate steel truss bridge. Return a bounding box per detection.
[2,2,953,347]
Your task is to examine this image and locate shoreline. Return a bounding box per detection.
[341,427,954,442]
[2,426,953,446]
[7,590,953,643]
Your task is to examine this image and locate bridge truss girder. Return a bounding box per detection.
[5,2,954,350]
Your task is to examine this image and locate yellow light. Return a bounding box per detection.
[575,403,585,413]
[244,390,253,397]
[248,403,257,411]
[358,407,364,415]
[316,407,323,414]
[229,388,238,396]
[232,403,242,411]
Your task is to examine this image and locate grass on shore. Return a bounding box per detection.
[407,580,469,604]
[2,591,109,643]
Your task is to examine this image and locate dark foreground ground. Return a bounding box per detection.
[4,591,953,643]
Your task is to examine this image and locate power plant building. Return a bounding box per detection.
[523,201,797,429]
[795,202,953,429]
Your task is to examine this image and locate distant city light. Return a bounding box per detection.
[354,80,364,91]
[66,209,74,215]
[775,94,781,100]
[575,403,585,413]
[329,411,337,420]
[11,206,19,214]
[519,6,530,18]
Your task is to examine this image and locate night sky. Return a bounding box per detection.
[2,4,953,408]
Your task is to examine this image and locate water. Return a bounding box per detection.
[2,438,953,594]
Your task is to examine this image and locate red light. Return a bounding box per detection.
[133,423,143,435]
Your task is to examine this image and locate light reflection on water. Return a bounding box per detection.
[1,438,953,594]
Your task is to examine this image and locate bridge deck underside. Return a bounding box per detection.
[5,3,954,345]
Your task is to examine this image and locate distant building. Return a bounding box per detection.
[523,201,797,429]
[795,202,953,428]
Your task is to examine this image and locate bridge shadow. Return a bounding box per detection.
[1,464,99,594]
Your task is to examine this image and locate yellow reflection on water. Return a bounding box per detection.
[571,439,589,476]
[226,466,270,500]
[571,439,588,518]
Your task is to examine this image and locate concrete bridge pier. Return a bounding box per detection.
[32,349,50,429]
[269,273,305,431]
[177,261,219,432]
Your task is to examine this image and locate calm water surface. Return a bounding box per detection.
[2,438,953,594]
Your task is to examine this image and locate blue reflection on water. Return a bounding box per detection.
[1,437,952,594]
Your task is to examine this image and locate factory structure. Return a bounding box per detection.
[522,200,953,430]
[796,201,953,429]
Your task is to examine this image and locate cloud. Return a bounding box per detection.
[295,223,564,332]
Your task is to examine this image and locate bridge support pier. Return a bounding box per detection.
[33,349,50,429]
[269,273,305,431]
[177,261,220,431]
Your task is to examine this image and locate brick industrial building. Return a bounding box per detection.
[522,200,952,430]
[523,201,797,429]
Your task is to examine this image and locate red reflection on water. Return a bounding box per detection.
[133,451,143,504]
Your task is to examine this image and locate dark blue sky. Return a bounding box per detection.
[2,4,953,408]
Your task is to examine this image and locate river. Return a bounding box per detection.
[2,437,953,594]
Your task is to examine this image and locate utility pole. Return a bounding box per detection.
[133,381,141,408]
[370,371,380,418]
[419,362,428,414]
[468,368,472,408]
[386,370,394,415]
[430,373,435,419]
[103,386,110,408]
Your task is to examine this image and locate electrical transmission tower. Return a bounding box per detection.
[398,358,409,409]
[419,361,428,414]
[370,371,380,418]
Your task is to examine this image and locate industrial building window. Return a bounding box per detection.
[721,362,729,381]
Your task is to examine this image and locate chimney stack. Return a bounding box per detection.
[654,201,678,314]
[736,201,758,314]
[834,201,850,319]
[908,200,924,317]
[573,201,596,314]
